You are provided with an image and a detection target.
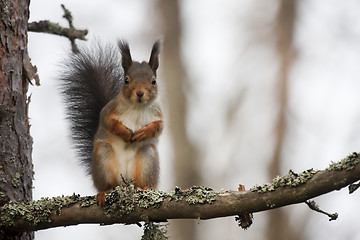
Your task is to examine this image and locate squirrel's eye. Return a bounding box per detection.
[152,78,157,85]
[124,77,129,85]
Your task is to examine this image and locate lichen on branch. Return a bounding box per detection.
[28,4,87,53]
[1,152,360,234]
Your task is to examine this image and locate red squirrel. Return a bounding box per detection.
[60,40,163,205]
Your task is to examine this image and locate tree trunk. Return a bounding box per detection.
[266,1,297,240]
[157,1,201,239]
[0,0,35,239]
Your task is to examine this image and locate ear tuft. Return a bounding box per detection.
[149,40,161,74]
[118,39,132,74]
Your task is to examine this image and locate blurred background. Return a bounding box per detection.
[28,0,360,239]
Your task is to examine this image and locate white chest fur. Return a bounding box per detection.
[111,101,161,182]
[117,102,161,132]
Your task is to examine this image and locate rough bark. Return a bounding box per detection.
[1,152,359,234]
[0,0,35,239]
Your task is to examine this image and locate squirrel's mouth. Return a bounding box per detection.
[132,93,151,105]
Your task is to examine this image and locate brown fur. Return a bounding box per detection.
[132,120,163,142]
[91,40,162,205]
[106,113,133,142]
[133,150,144,188]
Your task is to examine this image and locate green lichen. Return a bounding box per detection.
[168,186,184,201]
[1,0,9,15]
[9,152,16,163]
[0,185,219,228]
[103,185,218,218]
[327,152,360,171]
[141,222,169,240]
[168,186,217,204]
[251,168,318,193]
[103,185,137,217]
[184,186,217,204]
[0,193,89,228]
[79,196,96,207]
[135,189,167,209]
[251,153,360,194]
[11,172,20,188]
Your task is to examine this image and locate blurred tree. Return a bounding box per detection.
[0,0,36,239]
[266,0,300,240]
[157,0,201,239]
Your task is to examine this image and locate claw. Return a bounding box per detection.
[96,191,108,207]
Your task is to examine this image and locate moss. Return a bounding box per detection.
[327,152,360,171]
[251,168,318,193]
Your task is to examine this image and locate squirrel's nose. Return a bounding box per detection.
[136,91,144,98]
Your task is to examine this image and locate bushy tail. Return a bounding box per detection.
[59,44,123,172]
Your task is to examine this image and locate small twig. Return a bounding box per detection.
[28,4,87,53]
[305,200,338,221]
[348,181,360,194]
[120,174,128,185]
[60,4,80,53]
[61,4,74,28]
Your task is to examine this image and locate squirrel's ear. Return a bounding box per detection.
[149,40,161,74]
[118,40,132,74]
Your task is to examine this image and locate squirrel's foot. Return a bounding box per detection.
[136,186,150,191]
[96,190,108,206]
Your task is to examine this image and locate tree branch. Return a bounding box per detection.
[28,4,87,53]
[1,152,360,234]
[305,200,338,221]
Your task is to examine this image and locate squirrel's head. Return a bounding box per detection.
[118,40,161,105]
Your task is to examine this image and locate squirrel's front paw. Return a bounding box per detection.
[132,121,162,142]
[132,129,148,142]
[116,125,133,143]
[132,127,155,142]
[121,129,133,143]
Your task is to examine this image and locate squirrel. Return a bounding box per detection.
[59,40,163,205]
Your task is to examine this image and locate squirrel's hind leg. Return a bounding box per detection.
[92,141,120,206]
[133,144,159,190]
